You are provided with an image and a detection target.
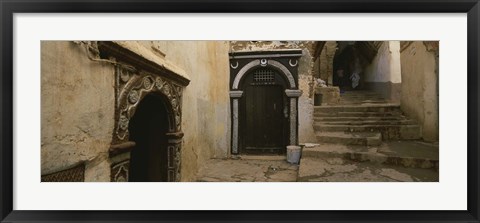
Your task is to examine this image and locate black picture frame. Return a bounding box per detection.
[1,0,479,222]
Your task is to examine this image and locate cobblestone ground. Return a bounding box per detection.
[195,156,438,182]
[298,157,439,182]
[196,156,298,182]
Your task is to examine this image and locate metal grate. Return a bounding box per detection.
[253,69,275,82]
[41,163,85,182]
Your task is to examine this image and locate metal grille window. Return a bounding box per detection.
[253,69,275,82]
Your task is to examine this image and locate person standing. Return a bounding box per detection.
[334,68,348,93]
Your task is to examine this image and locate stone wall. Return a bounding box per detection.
[41,41,116,181]
[137,41,231,180]
[317,41,337,85]
[400,41,439,142]
[41,41,231,182]
[364,41,402,102]
[229,41,317,144]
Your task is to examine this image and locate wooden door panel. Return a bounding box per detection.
[244,84,284,152]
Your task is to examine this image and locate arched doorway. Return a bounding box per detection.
[101,42,190,183]
[240,68,289,154]
[128,94,170,182]
[333,43,356,90]
[229,52,303,155]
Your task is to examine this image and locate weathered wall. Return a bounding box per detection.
[41,41,115,181]
[138,41,231,181]
[41,41,231,182]
[229,41,317,144]
[400,41,439,142]
[297,46,317,144]
[318,41,337,85]
[364,41,402,102]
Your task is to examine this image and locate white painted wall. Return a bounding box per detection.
[364,41,402,84]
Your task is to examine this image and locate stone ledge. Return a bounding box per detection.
[98,41,190,86]
[315,86,340,105]
[302,143,439,170]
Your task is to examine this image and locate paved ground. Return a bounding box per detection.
[302,140,439,169]
[196,156,298,182]
[299,140,439,182]
[195,148,439,182]
[377,140,439,160]
[298,157,438,182]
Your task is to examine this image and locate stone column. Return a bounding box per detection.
[229,90,243,154]
[166,131,184,182]
[285,89,303,146]
[319,41,337,86]
[109,141,135,182]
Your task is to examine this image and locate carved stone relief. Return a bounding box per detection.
[114,64,184,143]
[111,63,185,182]
[76,41,189,182]
[111,160,130,182]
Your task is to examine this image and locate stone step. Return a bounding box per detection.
[314,104,401,113]
[341,91,382,95]
[340,96,385,99]
[313,124,422,140]
[338,102,389,106]
[314,111,403,117]
[315,131,382,146]
[339,100,388,104]
[314,116,406,122]
[314,119,417,126]
[340,98,387,101]
[300,142,439,170]
[340,96,384,100]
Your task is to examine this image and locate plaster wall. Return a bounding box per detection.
[41,41,115,181]
[364,41,402,102]
[41,41,231,182]
[318,41,337,85]
[137,41,231,181]
[400,41,439,142]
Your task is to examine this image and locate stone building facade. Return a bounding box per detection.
[41,40,439,182]
[41,41,231,181]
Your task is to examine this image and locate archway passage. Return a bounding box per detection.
[128,94,170,182]
[333,43,357,91]
[240,68,288,154]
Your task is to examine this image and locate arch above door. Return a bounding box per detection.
[231,59,297,90]
[229,50,303,155]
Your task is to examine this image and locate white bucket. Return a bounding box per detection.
[286,145,302,164]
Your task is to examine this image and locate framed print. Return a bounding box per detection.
[1,0,479,222]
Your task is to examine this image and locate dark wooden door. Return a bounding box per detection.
[244,84,285,153]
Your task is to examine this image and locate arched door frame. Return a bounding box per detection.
[230,58,302,154]
[110,67,185,182]
[89,41,189,182]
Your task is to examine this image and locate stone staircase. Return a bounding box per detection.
[297,90,439,182]
[314,91,422,143]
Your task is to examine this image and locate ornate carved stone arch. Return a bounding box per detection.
[115,67,183,141]
[96,41,190,182]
